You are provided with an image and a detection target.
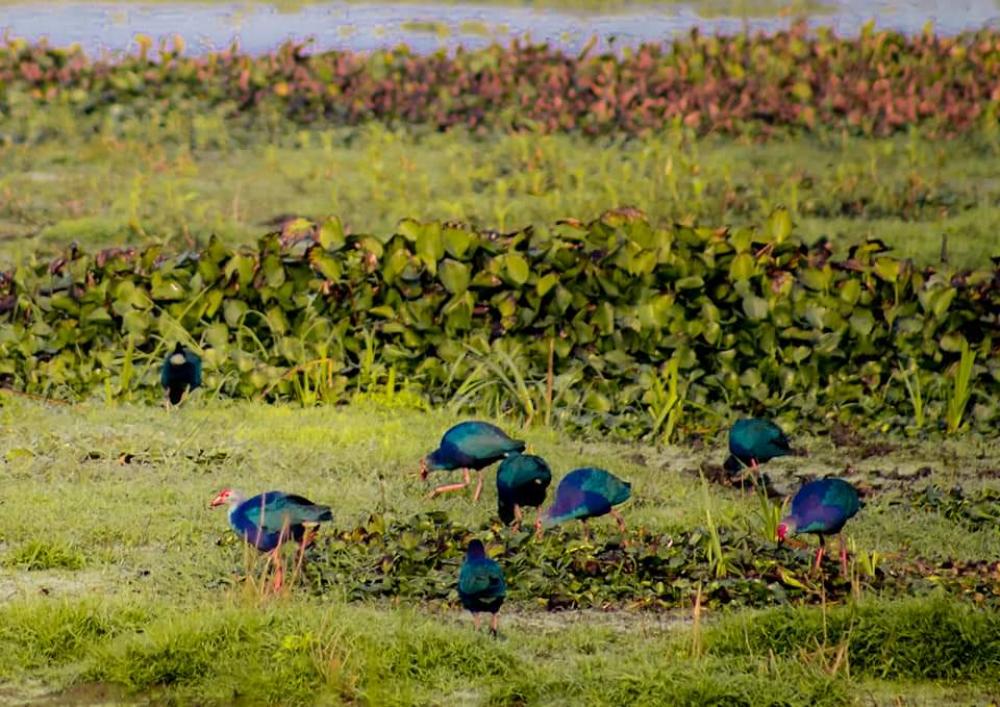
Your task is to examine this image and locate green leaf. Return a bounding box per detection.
[317,216,346,250]
[675,276,704,290]
[536,273,559,297]
[874,258,900,283]
[799,267,832,292]
[742,294,769,320]
[849,309,875,337]
[443,291,474,331]
[397,218,422,243]
[416,222,444,269]
[83,305,112,323]
[309,250,342,281]
[728,253,755,281]
[369,305,396,319]
[839,279,862,304]
[150,273,185,301]
[122,310,150,335]
[223,299,248,327]
[767,206,792,243]
[504,253,530,286]
[939,333,964,352]
[593,302,615,334]
[443,225,475,258]
[262,255,286,289]
[224,253,256,288]
[438,259,470,295]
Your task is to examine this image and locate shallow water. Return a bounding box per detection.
[1,0,998,55]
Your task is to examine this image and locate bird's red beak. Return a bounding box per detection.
[419,457,428,481]
[209,491,228,508]
[776,522,789,544]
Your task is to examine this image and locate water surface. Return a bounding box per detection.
[1,0,998,55]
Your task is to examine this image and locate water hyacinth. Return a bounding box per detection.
[0,211,996,436]
[2,24,1000,138]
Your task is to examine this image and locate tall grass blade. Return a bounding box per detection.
[946,339,976,434]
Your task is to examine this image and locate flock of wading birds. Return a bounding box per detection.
[161,341,862,636]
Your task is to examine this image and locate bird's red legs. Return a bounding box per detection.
[511,505,523,533]
[838,533,849,576]
[489,613,499,637]
[813,536,826,574]
[270,544,285,592]
[813,546,824,573]
[472,470,485,503]
[270,519,294,593]
[610,509,630,547]
[291,527,318,586]
[428,469,471,498]
[534,510,543,541]
[749,458,761,491]
[473,613,482,631]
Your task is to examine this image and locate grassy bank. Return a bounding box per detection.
[3,123,999,268]
[1,397,998,703]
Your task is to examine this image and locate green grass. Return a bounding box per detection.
[0,395,998,703]
[2,119,999,269]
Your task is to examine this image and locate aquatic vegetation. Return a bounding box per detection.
[2,24,1000,139]
[0,211,996,436]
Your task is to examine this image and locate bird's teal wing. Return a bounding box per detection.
[821,480,860,518]
[240,492,330,533]
[187,351,203,387]
[580,468,632,506]
[498,455,551,491]
[448,422,525,458]
[459,559,506,599]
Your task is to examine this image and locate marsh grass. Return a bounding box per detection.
[2,539,87,571]
[708,595,1000,682]
[3,122,999,268]
[1,593,994,704]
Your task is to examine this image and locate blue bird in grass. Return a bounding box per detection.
[421,421,526,502]
[541,467,632,541]
[458,540,506,636]
[210,488,333,590]
[161,342,202,405]
[496,454,552,533]
[724,418,792,477]
[778,478,861,576]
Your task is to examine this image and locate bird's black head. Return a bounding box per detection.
[497,499,516,526]
[466,539,486,560]
[723,455,744,474]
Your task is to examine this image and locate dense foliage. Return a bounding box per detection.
[3,23,1000,138]
[298,509,1000,611]
[1,209,996,434]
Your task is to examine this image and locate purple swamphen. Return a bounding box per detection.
[541,467,632,541]
[161,342,202,405]
[210,489,333,590]
[420,421,525,502]
[496,454,552,534]
[458,540,506,636]
[778,477,861,575]
[724,418,792,479]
